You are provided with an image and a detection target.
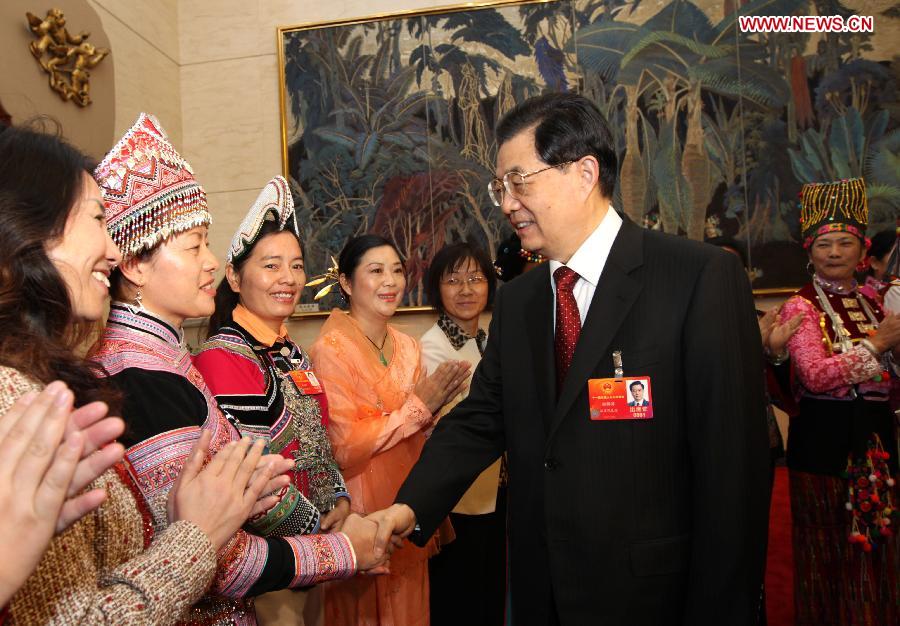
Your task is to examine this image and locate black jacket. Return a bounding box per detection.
[397,216,770,625]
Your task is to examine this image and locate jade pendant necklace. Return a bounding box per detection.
[365,331,389,366]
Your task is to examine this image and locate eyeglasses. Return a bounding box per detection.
[441,273,488,288]
[487,161,574,207]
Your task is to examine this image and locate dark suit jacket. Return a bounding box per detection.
[628,399,649,406]
[396,216,770,625]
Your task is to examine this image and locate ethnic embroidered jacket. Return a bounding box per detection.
[782,283,895,401]
[193,315,348,538]
[91,305,356,625]
[0,366,217,625]
[782,282,900,475]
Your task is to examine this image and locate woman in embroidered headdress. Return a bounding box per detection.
[309,234,471,626]
[194,175,350,624]
[420,242,506,626]
[0,122,283,624]
[91,114,390,625]
[780,177,900,626]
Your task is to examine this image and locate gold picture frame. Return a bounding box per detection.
[276,0,878,311]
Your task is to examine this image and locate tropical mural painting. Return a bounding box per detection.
[278,0,899,310]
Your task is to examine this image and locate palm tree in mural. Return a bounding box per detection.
[283,25,440,303]
[407,8,537,151]
[406,7,562,261]
[574,0,792,240]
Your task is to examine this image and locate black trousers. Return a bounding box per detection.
[430,489,507,626]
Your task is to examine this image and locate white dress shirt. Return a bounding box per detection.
[549,206,623,328]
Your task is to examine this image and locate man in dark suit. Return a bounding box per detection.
[627,380,649,406]
[369,93,770,625]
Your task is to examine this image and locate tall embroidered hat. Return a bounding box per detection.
[226,175,298,264]
[94,113,211,260]
[799,177,868,248]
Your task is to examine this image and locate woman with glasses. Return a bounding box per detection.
[309,234,470,626]
[420,242,506,626]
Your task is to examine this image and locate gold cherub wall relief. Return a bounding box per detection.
[26,8,109,107]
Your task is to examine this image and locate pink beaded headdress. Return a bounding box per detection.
[94,113,211,260]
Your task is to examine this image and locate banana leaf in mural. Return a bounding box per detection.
[279,0,899,306]
[790,108,900,231]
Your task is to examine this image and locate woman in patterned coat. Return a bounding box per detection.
[781,177,900,626]
[0,122,278,625]
[194,176,350,623]
[90,114,386,625]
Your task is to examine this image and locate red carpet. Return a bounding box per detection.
[765,466,794,626]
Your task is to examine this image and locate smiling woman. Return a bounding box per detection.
[419,242,505,626]
[195,176,353,623]
[90,115,380,625]
[309,234,471,626]
[780,177,900,626]
[45,174,120,322]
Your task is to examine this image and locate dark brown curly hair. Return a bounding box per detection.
[0,121,119,409]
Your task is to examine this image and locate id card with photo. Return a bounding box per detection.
[588,377,654,421]
[289,369,324,395]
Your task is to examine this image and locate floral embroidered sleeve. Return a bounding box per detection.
[782,295,883,395]
[213,527,357,597]
[116,369,358,601]
[309,332,431,477]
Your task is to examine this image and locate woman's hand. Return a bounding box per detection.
[247,455,294,518]
[0,383,109,606]
[414,360,472,414]
[759,307,804,357]
[320,496,351,532]
[56,401,124,531]
[167,433,278,551]
[869,313,900,354]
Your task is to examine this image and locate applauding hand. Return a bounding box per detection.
[0,383,123,605]
[759,307,803,359]
[320,497,351,532]
[167,433,282,551]
[414,361,471,415]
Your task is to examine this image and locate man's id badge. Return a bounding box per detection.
[588,376,654,421]
[289,370,324,395]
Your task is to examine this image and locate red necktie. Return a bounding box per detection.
[554,266,581,392]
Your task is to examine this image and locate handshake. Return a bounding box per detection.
[339,504,418,574]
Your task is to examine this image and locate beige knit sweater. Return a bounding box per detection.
[0,366,217,625]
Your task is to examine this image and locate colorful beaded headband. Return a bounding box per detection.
[799,177,868,249]
[227,175,298,264]
[94,113,210,260]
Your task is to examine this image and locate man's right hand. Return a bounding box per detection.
[367,503,417,558]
